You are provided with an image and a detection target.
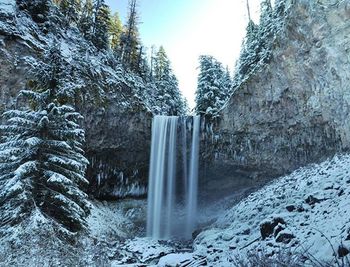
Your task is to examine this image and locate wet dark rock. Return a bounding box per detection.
[345,230,350,241]
[338,189,344,197]
[275,231,295,244]
[286,205,296,212]
[260,217,286,239]
[297,205,306,212]
[338,245,349,258]
[273,223,285,237]
[305,195,323,205]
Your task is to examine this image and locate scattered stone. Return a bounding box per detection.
[297,205,305,212]
[345,230,350,241]
[338,245,349,258]
[323,183,333,190]
[273,223,285,237]
[241,228,251,235]
[305,195,322,205]
[275,230,295,244]
[260,217,286,239]
[286,205,295,212]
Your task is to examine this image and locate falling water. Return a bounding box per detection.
[186,115,200,237]
[147,115,200,240]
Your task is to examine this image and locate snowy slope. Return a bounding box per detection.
[192,153,350,265]
[154,154,350,266]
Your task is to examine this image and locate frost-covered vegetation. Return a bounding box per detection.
[0,42,91,234]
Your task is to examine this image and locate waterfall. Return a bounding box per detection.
[147,115,200,240]
[186,115,200,237]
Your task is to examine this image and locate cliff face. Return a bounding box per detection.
[203,0,350,186]
[0,0,152,198]
[84,95,152,199]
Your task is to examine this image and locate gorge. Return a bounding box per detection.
[0,0,350,266]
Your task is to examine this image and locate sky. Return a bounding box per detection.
[106,0,264,108]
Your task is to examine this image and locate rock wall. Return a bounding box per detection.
[84,94,152,199]
[202,0,350,188]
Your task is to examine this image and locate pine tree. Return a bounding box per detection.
[195,55,228,116]
[0,44,90,232]
[92,0,111,50]
[109,12,123,52]
[221,66,232,99]
[154,46,169,81]
[257,0,274,62]
[79,0,94,41]
[235,20,260,82]
[120,0,141,71]
[59,0,81,24]
[153,46,185,115]
[234,0,275,86]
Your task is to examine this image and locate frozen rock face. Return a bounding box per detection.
[0,1,152,199]
[204,1,350,185]
[84,96,152,199]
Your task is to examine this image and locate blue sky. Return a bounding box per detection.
[106,0,265,107]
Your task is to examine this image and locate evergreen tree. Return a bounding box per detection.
[235,20,260,82]
[153,46,185,115]
[0,44,90,232]
[120,0,141,71]
[154,46,169,81]
[109,12,123,52]
[257,0,274,61]
[221,66,232,99]
[233,0,275,86]
[92,0,111,50]
[59,0,81,24]
[79,0,94,41]
[195,55,228,116]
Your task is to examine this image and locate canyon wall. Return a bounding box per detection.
[201,0,350,193]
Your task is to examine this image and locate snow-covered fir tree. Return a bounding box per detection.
[153,46,186,115]
[0,44,90,233]
[79,0,94,41]
[59,0,81,24]
[120,0,141,71]
[195,55,229,116]
[109,11,123,52]
[233,0,278,87]
[92,0,111,50]
[234,20,260,84]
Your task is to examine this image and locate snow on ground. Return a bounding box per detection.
[0,0,15,15]
[157,154,350,266]
[88,199,146,240]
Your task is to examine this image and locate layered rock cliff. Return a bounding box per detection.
[202,0,350,190]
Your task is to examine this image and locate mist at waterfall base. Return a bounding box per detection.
[147,115,200,240]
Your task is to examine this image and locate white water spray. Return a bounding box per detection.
[147,115,200,239]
